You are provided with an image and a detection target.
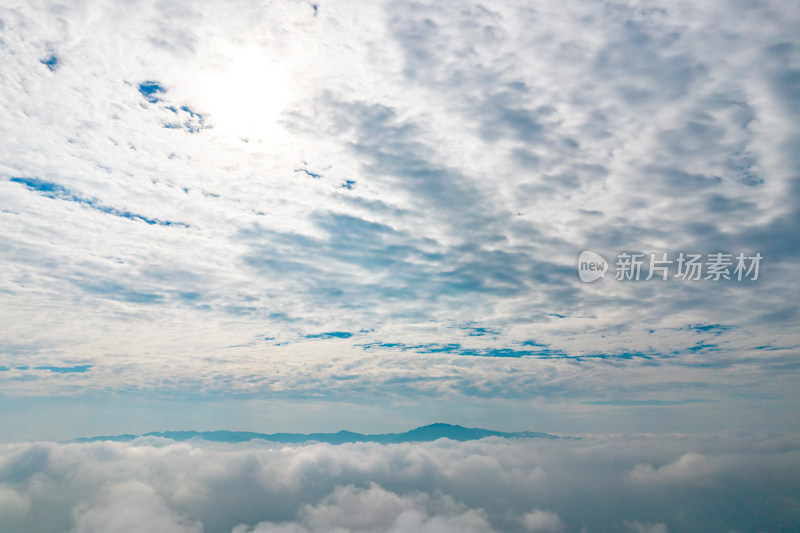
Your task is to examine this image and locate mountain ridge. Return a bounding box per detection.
[70,423,565,444]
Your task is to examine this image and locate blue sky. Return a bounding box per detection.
[0,0,798,443]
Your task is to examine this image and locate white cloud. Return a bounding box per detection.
[72,481,203,533]
[623,520,669,533]
[629,452,723,486]
[0,0,798,435]
[0,484,31,527]
[521,509,566,533]
[0,434,797,532]
[238,483,496,533]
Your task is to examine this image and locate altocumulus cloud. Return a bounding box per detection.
[0,0,798,414]
[0,434,798,533]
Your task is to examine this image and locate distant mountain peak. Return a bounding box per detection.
[71,424,565,444]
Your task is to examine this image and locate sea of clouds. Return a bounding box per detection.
[0,433,797,532]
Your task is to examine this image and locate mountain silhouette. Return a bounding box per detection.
[71,423,564,444]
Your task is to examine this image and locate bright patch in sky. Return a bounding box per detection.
[198,46,290,140]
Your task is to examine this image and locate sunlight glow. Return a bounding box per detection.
[200,46,290,141]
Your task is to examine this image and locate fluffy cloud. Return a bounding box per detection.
[235,483,496,533]
[622,521,669,533]
[72,481,203,533]
[0,434,798,532]
[520,509,566,533]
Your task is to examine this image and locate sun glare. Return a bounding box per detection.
[200,46,290,141]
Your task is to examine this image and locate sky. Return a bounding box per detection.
[0,0,799,530]
[1,0,798,439]
[0,0,799,433]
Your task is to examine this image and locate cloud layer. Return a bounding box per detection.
[1,434,798,533]
[0,0,798,432]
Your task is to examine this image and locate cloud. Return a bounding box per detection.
[520,509,566,533]
[0,0,798,436]
[237,483,496,533]
[623,521,669,533]
[0,434,798,532]
[0,484,31,525]
[629,452,724,487]
[72,481,203,533]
